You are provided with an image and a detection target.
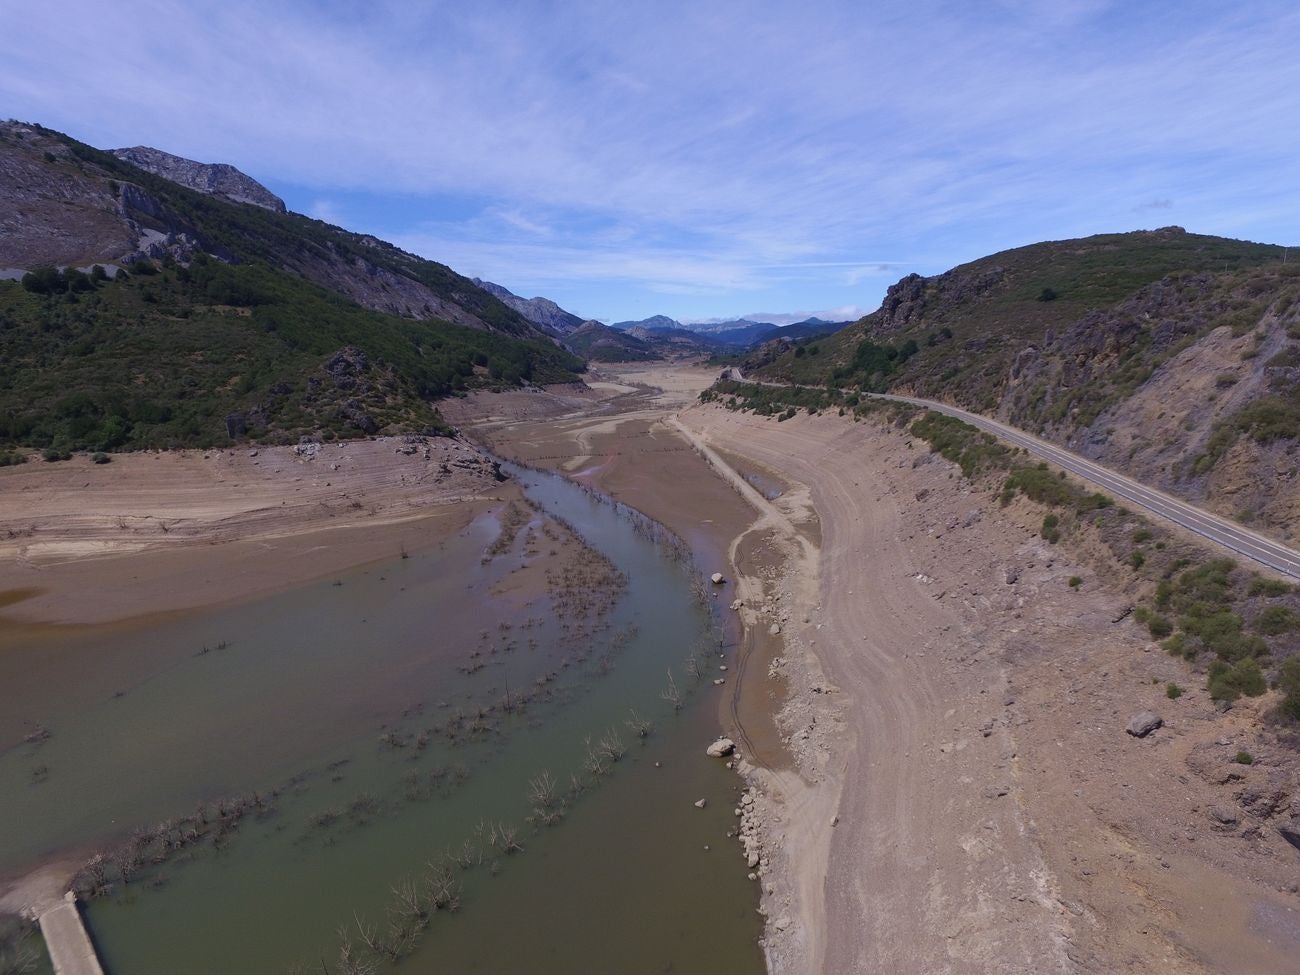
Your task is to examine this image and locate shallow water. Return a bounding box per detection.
[2,466,763,973]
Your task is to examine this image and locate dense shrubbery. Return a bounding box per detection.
[0,260,583,451]
[830,337,919,391]
[1207,658,1267,702]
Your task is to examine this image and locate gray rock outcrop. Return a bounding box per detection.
[112,146,287,212]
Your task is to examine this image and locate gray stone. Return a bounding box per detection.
[706,737,736,758]
[1125,711,1163,737]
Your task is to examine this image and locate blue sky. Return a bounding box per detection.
[4,1,1299,324]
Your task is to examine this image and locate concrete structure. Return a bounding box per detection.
[38,893,105,975]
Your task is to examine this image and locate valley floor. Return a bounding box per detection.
[453,363,1300,974]
[2,362,1297,972]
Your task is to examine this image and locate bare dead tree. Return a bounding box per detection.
[625,708,654,738]
[660,668,682,710]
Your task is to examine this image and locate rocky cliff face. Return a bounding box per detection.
[472,279,584,334]
[0,122,137,267]
[0,122,550,340]
[1002,267,1300,540]
[111,146,287,212]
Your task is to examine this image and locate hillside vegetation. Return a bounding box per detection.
[751,228,1300,539]
[0,122,584,450]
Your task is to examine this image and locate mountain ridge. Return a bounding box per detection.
[472,278,585,335]
[111,145,287,213]
[748,227,1300,539]
[0,121,584,451]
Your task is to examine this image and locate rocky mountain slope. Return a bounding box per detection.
[752,228,1300,540]
[472,278,585,335]
[111,146,287,212]
[564,321,660,361]
[0,121,547,338]
[0,121,583,451]
[611,314,682,331]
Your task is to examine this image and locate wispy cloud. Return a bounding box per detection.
[4,0,1300,319]
[307,198,346,224]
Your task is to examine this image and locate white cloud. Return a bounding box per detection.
[307,199,346,224]
[5,0,1300,315]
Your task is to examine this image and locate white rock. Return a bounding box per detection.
[711,572,725,584]
[694,798,707,809]
[706,737,736,758]
[769,623,781,636]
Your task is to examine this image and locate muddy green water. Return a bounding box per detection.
[0,466,763,974]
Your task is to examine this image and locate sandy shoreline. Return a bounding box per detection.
[0,435,510,624]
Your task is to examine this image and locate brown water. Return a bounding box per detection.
[1,466,763,974]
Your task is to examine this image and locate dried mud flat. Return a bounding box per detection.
[0,435,511,623]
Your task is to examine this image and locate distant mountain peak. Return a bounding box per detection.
[472,279,584,335]
[111,146,286,213]
[610,314,682,331]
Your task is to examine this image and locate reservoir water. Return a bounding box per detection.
[0,465,763,973]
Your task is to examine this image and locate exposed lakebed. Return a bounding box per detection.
[0,465,762,973]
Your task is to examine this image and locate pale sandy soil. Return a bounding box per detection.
[675,404,1300,975]
[0,435,510,623]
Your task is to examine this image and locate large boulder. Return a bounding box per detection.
[706,737,736,758]
[1125,711,1163,738]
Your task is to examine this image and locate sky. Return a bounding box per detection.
[3,0,1299,324]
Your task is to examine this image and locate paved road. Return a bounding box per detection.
[729,374,1300,580]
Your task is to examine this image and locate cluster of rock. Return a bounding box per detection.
[733,786,766,878]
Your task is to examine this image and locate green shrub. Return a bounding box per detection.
[0,450,26,467]
[41,447,71,462]
[1041,513,1060,544]
[1256,605,1300,635]
[1234,750,1253,765]
[1130,550,1146,570]
[1248,576,1292,598]
[1279,658,1300,720]
[1147,614,1173,639]
[91,451,111,464]
[1068,576,1082,589]
[1181,609,1266,660]
[1207,658,1267,701]
[1004,466,1075,507]
[1166,682,1183,699]
[1133,529,1152,543]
